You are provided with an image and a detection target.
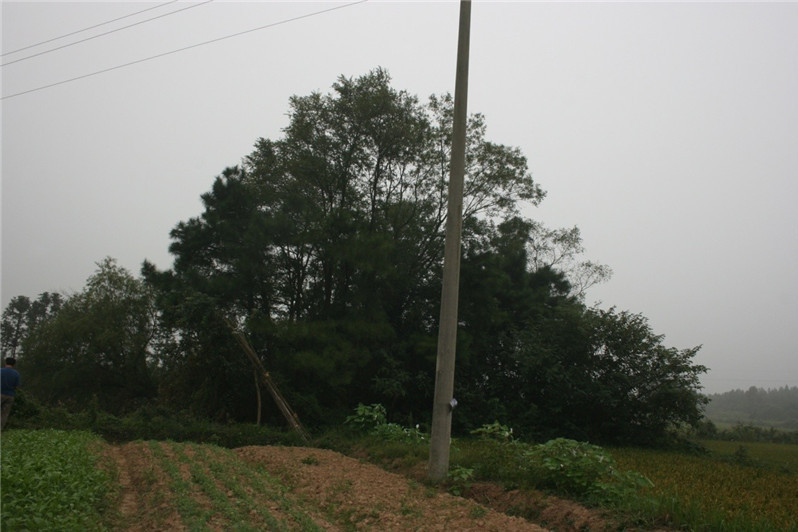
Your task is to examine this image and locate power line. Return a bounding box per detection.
[2,0,215,67]
[2,0,368,101]
[1,0,181,57]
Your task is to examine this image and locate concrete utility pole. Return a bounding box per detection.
[428,0,471,483]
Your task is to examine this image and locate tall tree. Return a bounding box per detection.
[20,258,156,413]
[146,69,546,424]
[581,308,707,443]
[1,296,31,358]
[143,69,706,444]
[1,292,64,359]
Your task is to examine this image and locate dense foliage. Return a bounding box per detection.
[11,258,157,414]
[1,292,62,358]
[2,69,707,445]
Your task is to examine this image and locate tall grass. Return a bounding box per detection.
[1,429,112,531]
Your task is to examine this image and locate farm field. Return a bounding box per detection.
[1,429,548,531]
[699,439,798,472]
[0,429,111,530]
[4,428,798,531]
[610,442,798,531]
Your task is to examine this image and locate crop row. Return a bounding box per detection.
[143,440,326,531]
[1,429,332,531]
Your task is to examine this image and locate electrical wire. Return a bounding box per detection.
[1,0,181,57]
[2,0,368,101]
[2,0,215,67]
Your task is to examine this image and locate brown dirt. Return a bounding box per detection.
[104,442,633,531]
[464,482,619,531]
[235,445,547,531]
[104,442,184,531]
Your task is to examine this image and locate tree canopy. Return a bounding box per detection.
[4,69,707,445]
[9,258,156,414]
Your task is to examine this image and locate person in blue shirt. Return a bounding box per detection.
[1,357,21,430]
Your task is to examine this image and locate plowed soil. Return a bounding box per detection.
[104,441,619,531]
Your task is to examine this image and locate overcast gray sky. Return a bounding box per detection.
[2,1,797,394]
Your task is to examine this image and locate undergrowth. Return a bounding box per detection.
[8,391,303,448]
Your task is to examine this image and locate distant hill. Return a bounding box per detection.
[704,386,798,430]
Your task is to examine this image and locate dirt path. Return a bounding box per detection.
[105,442,184,531]
[235,445,547,531]
[105,441,619,531]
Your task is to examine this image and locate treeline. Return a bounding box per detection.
[705,386,798,430]
[1,69,708,447]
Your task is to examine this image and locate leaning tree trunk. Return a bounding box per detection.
[224,318,310,442]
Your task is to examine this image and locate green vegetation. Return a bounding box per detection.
[7,392,304,448]
[448,435,652,507]
[146,440,326,531]
[704,386,798,430]
[0,428,328,531]
[1,68,793,531]
[2,70,707,448]
[345,403,426,443]
[611,443,798,531]
[3,409,797,532]
[339,407,652,507]
[0,429,112,531]
[696,418,798,444]
[12,258,157,415]
[699,439,798,473]
[328,407,798,531]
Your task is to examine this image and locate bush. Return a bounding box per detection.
[344,403,387,432]
[448,466,475,496]
[371,422,423,442]
[455,438,531,488]
[344,403,426,444]
[470,420,514,441]
[529,438,652,504]
[454,430,653,505]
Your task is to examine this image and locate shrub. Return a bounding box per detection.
[344,403,387,432]
[529,438,652,504]
[470,421,514,441]
[456,438,530,488]
[372,422,426,443]
[343,403,426,444]
[448,466,475,496]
